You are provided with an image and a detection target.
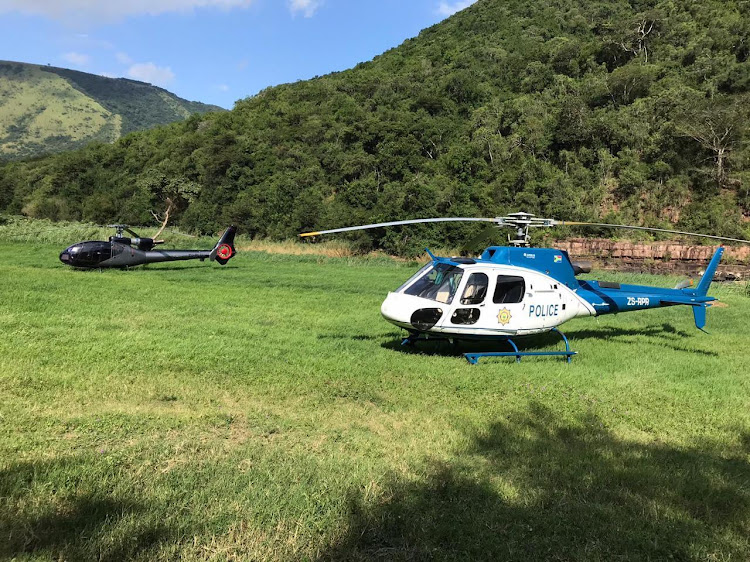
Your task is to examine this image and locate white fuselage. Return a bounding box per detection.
[380,262,596,338]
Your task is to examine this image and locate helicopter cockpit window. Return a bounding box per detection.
[74,242,112,267]
[396,263,433,294]
[460,273,488,305]
[493,275,525,304]
[403,263,464,304]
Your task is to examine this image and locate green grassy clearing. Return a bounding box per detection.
[1,241,749,561]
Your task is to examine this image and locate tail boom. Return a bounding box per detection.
[576,247,723,331]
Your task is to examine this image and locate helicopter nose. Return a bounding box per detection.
[380,292,415,326]
[60,244,82,266]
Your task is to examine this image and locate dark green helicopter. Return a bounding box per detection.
[59,225,236,269]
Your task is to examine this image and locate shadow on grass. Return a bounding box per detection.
[0,459,173,560]
[319,332,398,342]
[380,323,718,358]
[63,265,239,273]
[319,402,750,561]
[564,324,719,357]
[142,265,241,271]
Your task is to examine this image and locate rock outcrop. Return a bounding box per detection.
[552,238,750,280]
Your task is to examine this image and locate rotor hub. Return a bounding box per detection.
[494,213,557,247]
[107,224,132,238]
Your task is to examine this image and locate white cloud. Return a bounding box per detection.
[437,0,477,17]
[61,51,90,66]
[116,52,132,65]
[217,84,230,91]
[69,34,114,50]
[0,0,256,22]
[289,0,321,18]
[127,62,175,87]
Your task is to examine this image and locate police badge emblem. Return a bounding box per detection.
[497,308,512,326]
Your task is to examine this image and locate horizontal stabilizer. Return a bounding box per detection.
[659,298,710,307]
[659,296,714,332]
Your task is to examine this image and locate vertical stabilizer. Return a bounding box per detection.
[694,247,724,296]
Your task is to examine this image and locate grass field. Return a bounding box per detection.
[1,239,749,561]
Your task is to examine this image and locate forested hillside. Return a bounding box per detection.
[1,0,749,254]
[0,61,222,160]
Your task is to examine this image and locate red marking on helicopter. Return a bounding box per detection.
[217,244,233,259]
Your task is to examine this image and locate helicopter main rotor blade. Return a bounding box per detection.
[299,211,750,246]
[300,217,497,237]
[554,221,750,245]
[461,223,499,254]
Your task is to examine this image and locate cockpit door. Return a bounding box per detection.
[486,274,527,333]
[441,271,530,334]
[445,271,490,328]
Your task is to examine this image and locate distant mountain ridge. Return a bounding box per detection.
[0,61,223,160]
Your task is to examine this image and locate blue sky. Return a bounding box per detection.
[0,0,477,109]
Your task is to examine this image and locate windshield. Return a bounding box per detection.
[402,263,464,304]
[395,263,432,293]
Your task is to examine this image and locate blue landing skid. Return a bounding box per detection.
[464,328,576,365]
[400,327,577,364]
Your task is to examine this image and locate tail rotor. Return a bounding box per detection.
[210,226,237,265]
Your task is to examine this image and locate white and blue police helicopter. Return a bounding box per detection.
[302,212,749,364]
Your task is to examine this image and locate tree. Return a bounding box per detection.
[677,96,749,189]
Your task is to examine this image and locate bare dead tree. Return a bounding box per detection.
[678,99,748,189]
[620,18,655,62]
[151,198,173,241]
[685,123,734,185]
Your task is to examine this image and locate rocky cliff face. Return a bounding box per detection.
[553,239,750,280]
